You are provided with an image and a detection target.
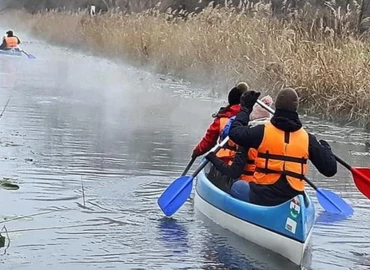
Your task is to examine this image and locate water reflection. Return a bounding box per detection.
[157,217,190,255]
[315,212,351,225]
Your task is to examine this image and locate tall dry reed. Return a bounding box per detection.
[6,4,370,127]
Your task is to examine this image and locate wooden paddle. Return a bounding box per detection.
[181,157,196,176]
[256,100,353,215]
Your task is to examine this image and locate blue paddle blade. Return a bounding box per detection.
[158,175,194,216]
[316,188,354,216]
[27,54,36,59]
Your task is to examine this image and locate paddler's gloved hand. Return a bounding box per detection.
[319,139,331,149]
[240,90,261,111]
[205,152,217,162]
[220,116,235,140]
[191,148,202,159]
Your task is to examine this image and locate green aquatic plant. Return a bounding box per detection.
[0,178,19,190]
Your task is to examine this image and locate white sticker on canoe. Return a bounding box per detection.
[285,217,297,234]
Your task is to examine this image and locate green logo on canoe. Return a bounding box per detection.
[289,199,301,219]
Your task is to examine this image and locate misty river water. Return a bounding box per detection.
[0,32,369,270]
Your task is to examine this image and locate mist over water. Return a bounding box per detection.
[0,27,368,270]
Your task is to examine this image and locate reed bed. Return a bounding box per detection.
[7,3,370,127]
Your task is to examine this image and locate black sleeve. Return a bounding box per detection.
[229,109,264,149]
[206,148,247,179]
[17,37,21,44]
[308,134,337,177]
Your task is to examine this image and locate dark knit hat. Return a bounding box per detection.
[6,30,13,37]
[275,88,299,112]
[228,82,249,105]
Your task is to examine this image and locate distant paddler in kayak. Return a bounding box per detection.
[191,82,249,192]
[210,88,338,206]
[206,95,273,186]
[0,30,21,51]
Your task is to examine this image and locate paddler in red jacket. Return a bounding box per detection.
[191,82,249,191]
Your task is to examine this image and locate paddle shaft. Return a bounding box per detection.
[0,95,11,119]
[20,49,35,59]
[181,157,196,176]
[192,136,230,178]
[335,154,370,185]
[333,155,350,170]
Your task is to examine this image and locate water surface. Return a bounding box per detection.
[0,33,368,270]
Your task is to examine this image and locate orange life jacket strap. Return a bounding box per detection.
[243,170,254,176]
[246,159,254,164]
[255,167,305,180]
[257,152,307,164]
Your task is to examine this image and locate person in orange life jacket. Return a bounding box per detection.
[0,30,21,50]
[224,88,337,206]
[191,82,249,192]
[205,95,274,185]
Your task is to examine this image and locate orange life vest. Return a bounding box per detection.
[5,37,18,48]
[239,148,257,182]
[218,117,256,182]
[253,122,309,191]
[216,117,237,162]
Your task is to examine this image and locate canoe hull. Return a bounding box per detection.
[194,164,315,265]
[0,48,22,57]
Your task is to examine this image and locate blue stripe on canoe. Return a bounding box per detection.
[195,164,315,243]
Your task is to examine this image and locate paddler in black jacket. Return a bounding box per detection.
[207,88,337,206]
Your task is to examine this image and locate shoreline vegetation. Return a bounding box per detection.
[3,2,370,128]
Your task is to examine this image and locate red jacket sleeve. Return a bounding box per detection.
[193,117,220,155]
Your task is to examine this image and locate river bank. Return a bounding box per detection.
[3,7,370,128]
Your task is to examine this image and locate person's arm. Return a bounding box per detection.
[229,110,264,150]
[205,147,248,179]
[229,90,264,149]
[192,117,220,157]
[229,109,251,147]
[0,40,5,49]
[17,37,21,44]
[308,134,337,177]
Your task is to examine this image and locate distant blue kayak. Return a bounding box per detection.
[194,164,315,265]
[0,48,22,57]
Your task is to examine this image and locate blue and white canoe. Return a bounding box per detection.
[194,164,315,265]
[0,48,23,57]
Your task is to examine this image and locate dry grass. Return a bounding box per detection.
[6,3,370,128]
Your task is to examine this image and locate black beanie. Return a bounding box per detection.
[275,88,299,112]
[228,82,249,105]
[6,30,13,37]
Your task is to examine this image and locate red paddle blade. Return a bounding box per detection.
[351,168,370,199]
